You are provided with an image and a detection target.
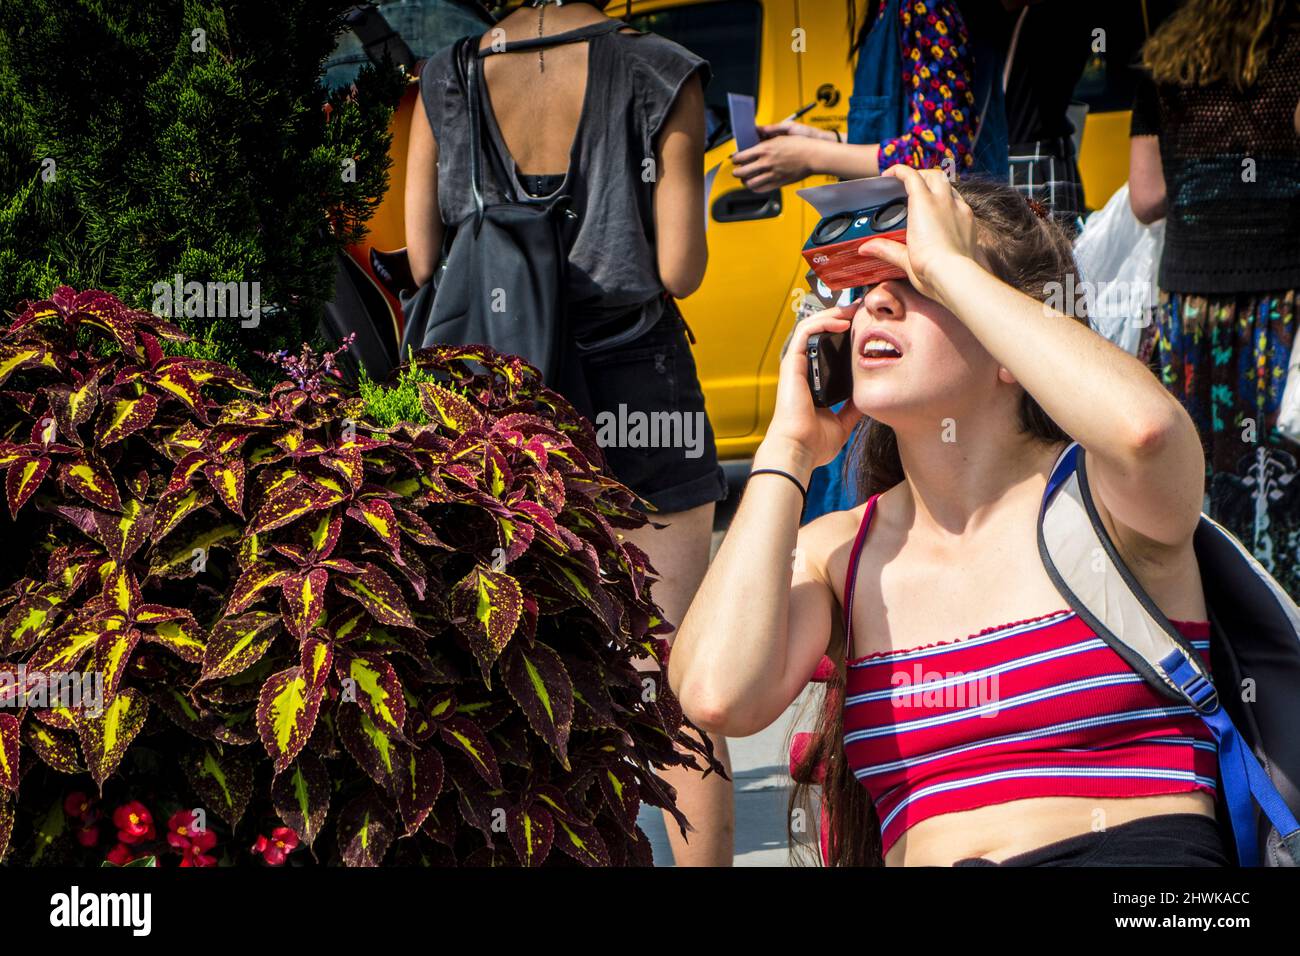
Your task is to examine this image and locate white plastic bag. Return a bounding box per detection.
[1072,182,1164,356]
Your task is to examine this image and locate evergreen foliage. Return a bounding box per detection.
[0,0,404,383]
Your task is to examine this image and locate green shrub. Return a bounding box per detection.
[357,349,437,429]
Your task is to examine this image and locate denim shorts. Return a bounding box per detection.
[573,305,728,515]
[952,813,1230,867]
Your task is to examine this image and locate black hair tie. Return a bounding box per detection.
[749,468,808,510]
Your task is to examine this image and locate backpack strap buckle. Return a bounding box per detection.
[1160,647,1219,714]
[1178,670,1219,714]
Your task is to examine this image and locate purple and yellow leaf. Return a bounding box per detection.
[335,564,414,629]
[77,687,148,789]
[99,393,158,445]
[341,653,405,735]
[270,752,330,849]
[255,667,323,773]
[336,791,395,867]
[186,747,254,827]
[225,563,291,615]
[397,746,444,836]
[23,722,82,774]
[418,382,481,434]
[199,610,280,683]
[300,635,333,693]
[91,627,141,700]
[501,640,574,769]
[151,485,214,543]
[250,482,333,535]
[437,715,501,789]
[506,803,554,867]
[282,567,328,642]
[202,459,245,515]
[143,616,206,664]
[0,714,19,791]
[5,455,50,518]
[449,564,522,675]
[346,498,401,552]
[60,457,121,511]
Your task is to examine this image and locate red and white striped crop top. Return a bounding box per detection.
[841,494,1219,858]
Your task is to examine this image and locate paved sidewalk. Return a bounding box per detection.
[636,685,823,866]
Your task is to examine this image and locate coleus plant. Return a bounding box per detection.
[0,287,724,866]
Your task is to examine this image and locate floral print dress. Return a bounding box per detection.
[876,0,979,172]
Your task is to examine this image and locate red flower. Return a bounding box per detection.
[179,830,218,867]
[75,825,100,847]
[106,843,136,866]
[112,801,155,845]
[167,809,203,850]
[252,827,300,866]
[64,791,94,820]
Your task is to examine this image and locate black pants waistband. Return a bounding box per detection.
[952,813,1230,867]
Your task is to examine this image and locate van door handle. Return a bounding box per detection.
[711,188,782,223]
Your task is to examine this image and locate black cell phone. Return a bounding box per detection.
[806,330,854,407]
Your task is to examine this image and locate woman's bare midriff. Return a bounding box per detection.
[883,790,1217,866]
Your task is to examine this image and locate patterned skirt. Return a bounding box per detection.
[1151,288,1300,598]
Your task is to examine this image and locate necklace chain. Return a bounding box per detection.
[531,0,564,74]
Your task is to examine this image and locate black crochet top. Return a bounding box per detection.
[1130,24,1300,296]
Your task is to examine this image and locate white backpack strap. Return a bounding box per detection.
[1036,441,1212,701]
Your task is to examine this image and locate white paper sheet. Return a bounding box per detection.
[795,176,906,218]
[727,93,759,152]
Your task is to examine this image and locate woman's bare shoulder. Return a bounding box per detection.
[796,502,870,598]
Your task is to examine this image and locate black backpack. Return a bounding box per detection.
[398,22,631,384]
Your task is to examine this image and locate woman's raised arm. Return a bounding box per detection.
[669,307,861,737]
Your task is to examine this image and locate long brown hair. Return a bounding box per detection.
[1143,0,1292,89]
[846,0,884,58]
[785,177,1086,867]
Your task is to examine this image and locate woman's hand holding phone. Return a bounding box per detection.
[753,303,864,484]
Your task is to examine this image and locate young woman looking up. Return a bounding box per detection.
[668,168,1228,867]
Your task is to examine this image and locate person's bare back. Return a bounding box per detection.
[478,4,637,176]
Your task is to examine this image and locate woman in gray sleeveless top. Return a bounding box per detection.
[404,0,733,866]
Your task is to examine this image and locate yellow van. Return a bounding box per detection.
[326,0,1160,462]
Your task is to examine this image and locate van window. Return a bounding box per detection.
[628,1,763,149]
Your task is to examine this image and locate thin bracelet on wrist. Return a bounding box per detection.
[749,468,808,510]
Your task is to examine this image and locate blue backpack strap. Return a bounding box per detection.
[1043,439,1079,503]
[1161,648,1300,867]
